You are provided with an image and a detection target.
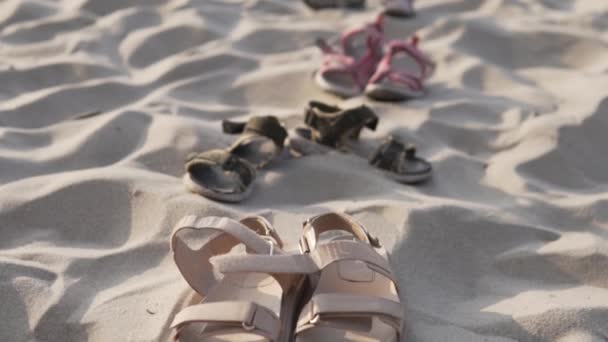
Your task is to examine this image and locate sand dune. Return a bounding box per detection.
[1,0,608,341]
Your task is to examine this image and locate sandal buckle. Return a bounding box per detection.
[242,305,257,331]
[262,236,276,256]
[368,234,381,248]
[298,236,311,254]
[242,322,255,331]
[363,228,381,248]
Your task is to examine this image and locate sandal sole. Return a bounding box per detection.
[365,83,424,101]
[314,71,362,98]
[182,173,254,203]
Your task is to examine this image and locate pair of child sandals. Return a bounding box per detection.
[292,101,432,184]
[184,104,431,202]
[184,116,288,202]
[170,212,402,341]
[315,14,434,100]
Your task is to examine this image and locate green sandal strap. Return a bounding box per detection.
[304,102,378,148]
[222,116,288,148]
[369,137,416,172]
[185,149,255,191]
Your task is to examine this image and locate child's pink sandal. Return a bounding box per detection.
[365,36,435,101]
[314,14,385,98]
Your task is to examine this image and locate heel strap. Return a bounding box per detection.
[222,115,288,149]
[299,212,381,252]
[304,104,378,148]
[171,215,282,297]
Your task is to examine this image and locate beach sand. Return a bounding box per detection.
[1,0,608,341]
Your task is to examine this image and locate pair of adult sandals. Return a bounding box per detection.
[304,0,415,17]
[170,212,403,341]
[184,103,431,202]
[315,14,434,100]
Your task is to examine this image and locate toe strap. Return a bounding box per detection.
[369,137,423,173]
[172,301,280,341]
[185,149,256,192]
[296,293,403,336]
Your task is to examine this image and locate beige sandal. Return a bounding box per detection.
[294,213,403,341]
[169,215,307,342]
[210,212,404,341]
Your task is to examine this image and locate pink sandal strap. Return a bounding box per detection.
[316,14,385,89]
[340,14,384,51]
[368,36,434,90]
[396,37,435,78]
[318,53,361,89]
[387,71,424,90]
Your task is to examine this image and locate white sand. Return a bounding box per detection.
[1,0,608,341]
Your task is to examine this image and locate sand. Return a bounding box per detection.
[1,0,608,341]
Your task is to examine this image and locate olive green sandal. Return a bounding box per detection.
[183,116,288,202]
[289,101,432,184]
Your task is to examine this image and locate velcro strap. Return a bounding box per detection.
[185,149,235,170]
[185,149,251,174]
[305,104,378,148]
[296,293,403,333]
[171,301,280,341]
[212,253,319,275]
[309,240,393,279]
[212,240,394,282]
[336,105,378,132]
[185,150,255,191]
[369,138,412,172]
[304,101,341,127]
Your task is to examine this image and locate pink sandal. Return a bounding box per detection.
[365,36,435,101]
[314,14,385,98]
[382,0,415,17]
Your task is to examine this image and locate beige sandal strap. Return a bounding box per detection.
[299,212,381,252]
[210,252,316,290]
[296,293,403,334]
[240,216,284,249]
[212,253,317,274]
[309,240,394,279]
[171,301,280,341]
[170,215,280,296]
[213,240,394,281]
